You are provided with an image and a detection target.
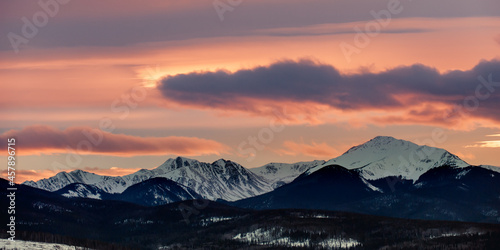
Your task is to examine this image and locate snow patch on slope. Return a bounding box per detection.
[233,227,361,248]
[0,239,90,250]
[361,178,383,193]
[60,184,102,199]
[249,160,325,188]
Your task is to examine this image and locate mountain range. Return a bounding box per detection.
[25,157,273,201]
[21,136,500,223]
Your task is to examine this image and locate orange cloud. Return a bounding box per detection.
[1,169,57,183]
[466,133,500,148]
[275,140,339,158]
[466,141,500,148]
[0,125,230,157]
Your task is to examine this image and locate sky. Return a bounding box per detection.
[1,0,500,183]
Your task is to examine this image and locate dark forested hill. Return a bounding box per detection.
[2,178,500,249]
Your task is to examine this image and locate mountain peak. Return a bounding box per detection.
[172,156,199,164]
[307,136,469,181]
[150,157,272,201]
[212,158,243,168]
[69,169,94,176]
[372,135,397,141]
[213,158,230,165]
[368,136,413,145]
[371,136,409,144]
[343,136,413,155]
[158,156,200,171]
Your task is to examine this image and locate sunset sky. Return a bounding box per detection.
[1,0,500,182]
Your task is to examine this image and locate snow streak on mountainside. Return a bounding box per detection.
[249,160,325,188]
[55,183,107,199]
[306,136,470,181]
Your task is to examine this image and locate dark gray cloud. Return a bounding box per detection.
[158,59,500,123]
[1,0,499,51]
[256,28,430,37]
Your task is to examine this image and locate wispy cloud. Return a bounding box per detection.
[82,167,143,177]
[275,140,339,158]
[466,133,500,148]
[466,141,500,148]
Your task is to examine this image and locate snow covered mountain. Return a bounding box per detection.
[116,177,203,206]
[306,136,470,181]
[23,169,154,194]
[24,157,273,201]
[149,158,273,201]
[249,160,325,188]
[53,177,202,206]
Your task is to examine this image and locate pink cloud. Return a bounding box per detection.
[0,125,230,157]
